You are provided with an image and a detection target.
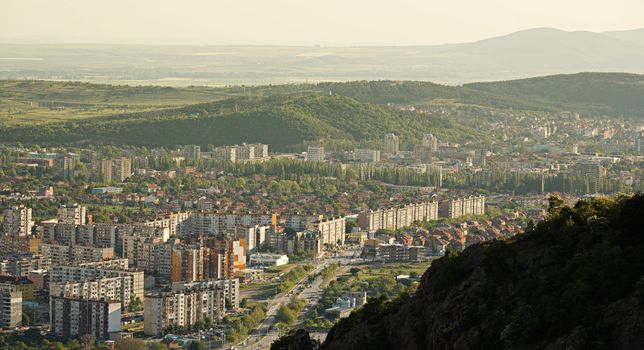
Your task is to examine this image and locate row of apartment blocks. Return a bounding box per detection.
[184,143,270,163]
[357,197,486,232]
[438,195,486,219]
[358,201,440,232]
[2,203,86,237]
[49,259,144,309]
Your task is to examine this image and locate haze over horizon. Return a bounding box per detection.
[2,0,644,46]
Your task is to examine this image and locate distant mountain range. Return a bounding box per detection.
[1,27,644,84]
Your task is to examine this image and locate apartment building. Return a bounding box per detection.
[183,145,201,160]
[283,214,322,232]
[307,146,325,162]
[0,253,49,277]
[311,217,346,246]
[439,196,486,219]
[38,223,118,247]
[112,157,132,182]
[2,205,34,237]
[358,201,439,232]
[49,276,129,308]
[54,156,75,180]
[144,283,224,336]
[354,149,381,163]
[50,296,121,340]
[190,212,275,235]
[234,225,270,254]
[141,211,191,237]
[577,160,603,193]
[286,231,322,256]
[211,146,237,162]
[57,204,87,225]
[40,243,114,265]
[91,159,113,183]
[375,244,425,263]
[0,236,40,254]
[0,286,22,329]
[50,261,143,307]
[384,133,399,155]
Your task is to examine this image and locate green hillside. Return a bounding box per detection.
[2,72,644,149]
[0,94,488,151]
[462,72,644,117]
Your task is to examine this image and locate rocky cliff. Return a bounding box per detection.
[311,194,644,350]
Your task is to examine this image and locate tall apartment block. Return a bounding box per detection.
[54,156,75,180]
[384,133,400,155]
[57,204,87,225]
[144,283,223,336]
[577,160,603,193]
[112,157,132,183]
[91,159,113,183]
[50,296,121,340]
[2,205,34,237]
[183,145,201,160]
[212,146,237,162]
[0,285,22,328]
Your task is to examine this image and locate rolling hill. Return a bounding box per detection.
[1,72,643,149]
[0,94,488,151]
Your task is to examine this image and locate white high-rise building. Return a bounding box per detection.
[422,133,438,152]
[57,204,86,225]
[384,133,399,155]
[307,146,325,162]
[354,149,381,163]
[2,205,34,237]
[183,145,201,160]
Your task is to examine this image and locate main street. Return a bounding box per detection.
[236,248,361,349]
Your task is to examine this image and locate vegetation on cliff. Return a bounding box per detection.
[274,193,644,350]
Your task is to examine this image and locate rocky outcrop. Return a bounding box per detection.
[316,194,644,350]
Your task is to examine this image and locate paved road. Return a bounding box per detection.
[237,249,362,349]
[236,259,332,349]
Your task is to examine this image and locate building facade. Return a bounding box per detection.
[50,296,121,340]
[2,205,34,237]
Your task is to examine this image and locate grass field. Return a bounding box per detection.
[0,80,239,125]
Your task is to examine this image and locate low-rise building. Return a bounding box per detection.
[248,253,289,267]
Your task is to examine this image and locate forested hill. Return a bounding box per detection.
[462,72,644,118]
[2,72,644,148]
[279,194,644,350]
[0,94,487,151]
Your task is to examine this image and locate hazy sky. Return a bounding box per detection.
[1,0,643,46]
